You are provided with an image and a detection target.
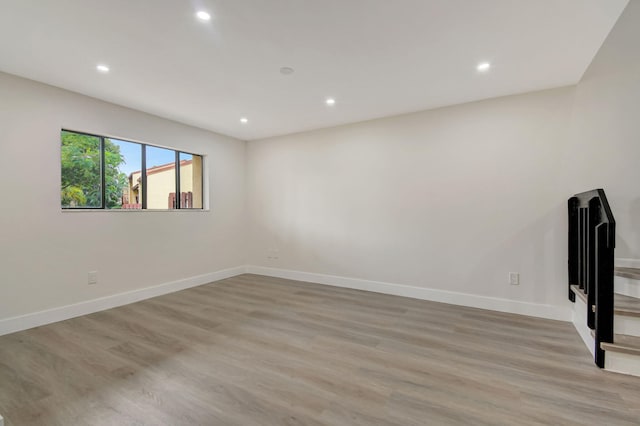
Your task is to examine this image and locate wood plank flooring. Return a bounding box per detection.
[1,274,640,425]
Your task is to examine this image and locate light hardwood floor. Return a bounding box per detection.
[1,274,640,425]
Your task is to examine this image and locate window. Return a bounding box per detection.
[179,152,203,209]
[61,131,102,208]
[146,145,176,209]
[109,138,142,209]
[61,130,204,210]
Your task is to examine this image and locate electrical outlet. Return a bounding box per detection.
[88,271,98,285]
[509,272,520,286]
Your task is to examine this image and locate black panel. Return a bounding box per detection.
[568,189,615,368]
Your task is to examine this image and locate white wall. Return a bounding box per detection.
[246,2,640,319]
[566,0,640,260]
[0,72,246,322]
[245,0,640,318]
[2,1,638,328]
[247,87,576,316]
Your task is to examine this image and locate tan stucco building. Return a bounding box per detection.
[124,157,202,209]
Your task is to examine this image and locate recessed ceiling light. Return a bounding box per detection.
[325,98,336,106]
[280,67,294,75]
[476,62,491,72]
[196,11,211,21]
[240,117,248,124]
[96,64,110,73]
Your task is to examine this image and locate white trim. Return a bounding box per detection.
[245,266,571,321]
[615,258,640,268]
[615,275,640,299]
[615,315,640,337]
[0,265,574,338]
[61,209,210,213]
[0,266,246,337]
[571,293,595,356]
[605,351,640,377]
[0,413,4,426]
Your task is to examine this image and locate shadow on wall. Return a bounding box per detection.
[468,201,567,306]
[618,196,640,257]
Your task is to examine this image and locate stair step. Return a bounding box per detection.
[615,268,640,299]
[601,334,640,356]
[570,286,640,317]
[571,285,595,312]
[615,293,640,318]
[570,285,587,303]
[615,267,640,280]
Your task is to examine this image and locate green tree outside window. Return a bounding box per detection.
[61,131,127,208]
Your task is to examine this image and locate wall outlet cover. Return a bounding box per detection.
[509,272,520,285]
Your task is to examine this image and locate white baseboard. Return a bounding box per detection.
[245,266,571,321]
[615,258,640,268]
[0,265,573,338]
[571,293,595,356]
[0,266,246,337]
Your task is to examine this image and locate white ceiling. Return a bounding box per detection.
[0,0,628,141]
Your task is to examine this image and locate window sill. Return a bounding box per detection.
[61,208,210,213]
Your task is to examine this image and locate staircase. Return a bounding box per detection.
[601,266,640,375]
[568,189,640,376]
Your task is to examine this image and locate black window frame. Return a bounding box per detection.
[61,129,204,210]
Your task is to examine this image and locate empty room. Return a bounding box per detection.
[2,0,640,425]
